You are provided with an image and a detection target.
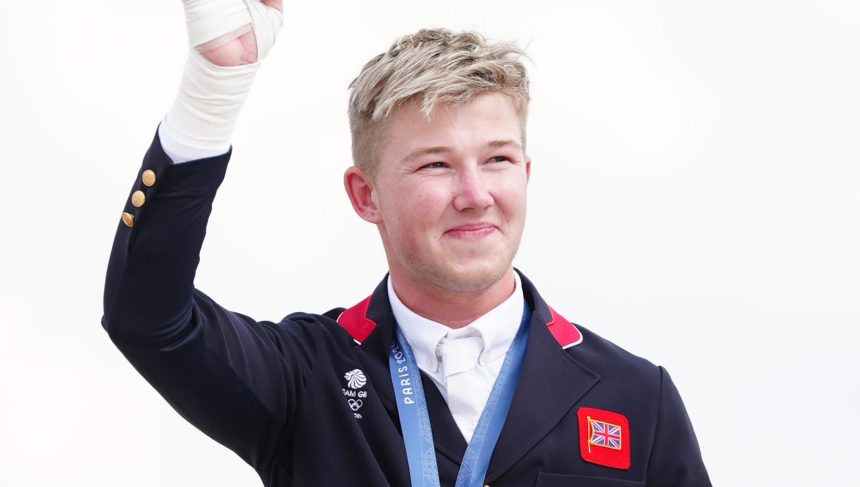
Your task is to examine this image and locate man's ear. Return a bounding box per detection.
[525,156,532,182]
[344,166,382,224]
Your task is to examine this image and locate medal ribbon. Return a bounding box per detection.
[389,302,531,487]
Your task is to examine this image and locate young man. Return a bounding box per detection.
[103,1,711,485]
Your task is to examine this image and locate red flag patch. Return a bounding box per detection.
[578,407,631,469]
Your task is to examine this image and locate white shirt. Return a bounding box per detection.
[387,272,525,442]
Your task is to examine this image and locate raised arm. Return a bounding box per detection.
[159,0,283,162]
[101,1,311,477]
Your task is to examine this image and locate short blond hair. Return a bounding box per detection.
[348,28,530,177]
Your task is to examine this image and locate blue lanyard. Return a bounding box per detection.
[389,302,531,487]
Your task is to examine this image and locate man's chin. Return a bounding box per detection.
[432,263,512,294]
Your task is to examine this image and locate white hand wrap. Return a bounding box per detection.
[182,0,253,49]
[160,0,283,163]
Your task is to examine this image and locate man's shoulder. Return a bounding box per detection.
[272,307,352,343]
[565,321,665,390]
[518,271,663,383]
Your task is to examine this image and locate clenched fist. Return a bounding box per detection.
[181,0,284,66]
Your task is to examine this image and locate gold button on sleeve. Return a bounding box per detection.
[141,169,156,187]
[121,212,135,228]
[131,190,146,208]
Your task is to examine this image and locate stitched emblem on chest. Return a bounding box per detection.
[577,407,631,469]
[342,369,368,419]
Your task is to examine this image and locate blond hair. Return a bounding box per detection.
[348,28,530,176]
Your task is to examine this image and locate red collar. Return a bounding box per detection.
[337,294,582,349]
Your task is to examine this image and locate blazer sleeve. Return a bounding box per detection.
[645,367,712,486]
[101,130,314,473]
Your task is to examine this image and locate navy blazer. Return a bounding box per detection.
[102,132,711,486]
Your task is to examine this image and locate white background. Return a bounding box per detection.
[1,1,858,485]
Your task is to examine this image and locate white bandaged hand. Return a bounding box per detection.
[160,0,283,163]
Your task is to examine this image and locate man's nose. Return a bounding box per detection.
[452,166,494,211]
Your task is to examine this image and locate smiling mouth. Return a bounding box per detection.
[445,223,497,239]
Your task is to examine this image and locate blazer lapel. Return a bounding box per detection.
[347,277,399,418]
[484,274,601,483]
[422,373,468,464]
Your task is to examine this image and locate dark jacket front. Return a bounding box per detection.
[102,132,711,486]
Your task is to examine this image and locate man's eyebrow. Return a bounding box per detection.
[487,139,523,151]
[400,140,523,164]
[401,146,453,164]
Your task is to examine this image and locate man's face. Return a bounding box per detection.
[368,93,530,295]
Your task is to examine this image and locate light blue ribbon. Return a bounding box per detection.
[389,302,531,487]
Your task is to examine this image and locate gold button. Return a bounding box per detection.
[131,190,146,208]
[121,212,135,228]
[141,169,156,187]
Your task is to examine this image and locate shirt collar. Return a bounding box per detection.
[388,272,525,373]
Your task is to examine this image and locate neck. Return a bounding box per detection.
[389,270,517,328]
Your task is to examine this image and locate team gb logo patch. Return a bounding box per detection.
[344,369,367,389]
[342,369,368,420]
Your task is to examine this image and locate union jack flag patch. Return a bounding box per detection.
[578,407,630,469]
[588,417,623,450]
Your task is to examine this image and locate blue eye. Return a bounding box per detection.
[490,156,510,163]
[423,162,447,169]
